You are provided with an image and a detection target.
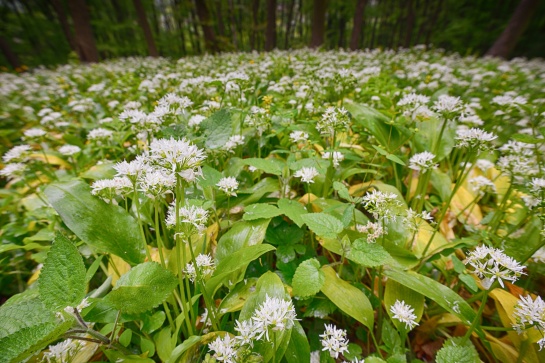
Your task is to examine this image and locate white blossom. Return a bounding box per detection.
[390,300,419,330]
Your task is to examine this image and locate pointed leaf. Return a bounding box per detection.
[278,198,308,227]
[215,219,271,262]
[347,239,394,267]
[243,203,282,221]
[301,213,343,239]
[292,259,325,298]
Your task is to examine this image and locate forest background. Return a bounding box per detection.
[1,0,545,70]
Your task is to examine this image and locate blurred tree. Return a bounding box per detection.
[68,0,99,62]
[265,0,277,50]
[194,0,218,53]
[486,0,540,58]
[49,0,79,58]
[310,0,327,47]
[0,36,21,69]
[133,0,159,57]
[350,0,366,50]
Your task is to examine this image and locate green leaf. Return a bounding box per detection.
[292,259,325,298]
[300,213,343,239]
[240,271,289,321]
[215,219,271,262]
[202,109,232,149]
[206,244,275,297]
[347,239,394,267]
[278,198,308,227]
[105,262,178,314]
[320,266,374,329]
[104,350,155,363]
[243,158,284,175]
[386,153,405,166]
[266,220,305,246]
[44,179,146,265]
[285,321,310,363]
[435,338,480,363]
[243,203,282,221]
[333,181,351,201]
[512,133,544,144]
[198,165,223,188]
[38,233,86,312]
[383,268,476,325]
[142,311,166,334]
[218,278,258,314]
[166,336,201,363]
[384,280,424,332]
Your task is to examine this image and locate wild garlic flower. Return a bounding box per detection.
[322,151,344,167]
[290,130,309,143]
[224,135,245,153]
[208,334,238,363]
[356,221,385,243]
[91,177,132,203]
[316,107,350,136]
[408,151,437,171]
[468,176,496,197]
[58,145,81,156]
[188,114,206,127]
[320,324,349,359]
[0,163,26,180]
[23,128,47,139]
[532,247,545,263]
[251,295,298,341]
[87,128,114,142]
[244,106,270,136]
[184,253,215,282]
[390,300,419,330]
[397,93,430,108]
[114,157,150,183]
[492,94,527,107]
[148,137,206,182]
[43,339,83,363]
[512,295,545,350]
[138,170,175,199]
[403,208,434,234]
[464,245,525,289]
[530,178,545,195]
[165,203,209,236]
[455,127,497,149]
[294,166,319,184]
[217,177,239,196]
[432,94,463,115]
[361,189,403,223]
[3,145,32,163]
[234,320,259,346]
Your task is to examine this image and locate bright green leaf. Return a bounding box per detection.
[215,219,271,262]
[347,239,394,267]
[278,199,308,227]
[243,203,282,221]
[301,213,343,239]
[292,259,325,298]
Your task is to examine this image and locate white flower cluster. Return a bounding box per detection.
[294,166,319,184]
[468,176,496,197]
[320,324,349,359]
[497,140,538,182]
[290,130,309,143]
[244,106,270,136]
[43,339,84,363]
[208,295,297,363]
[224,135,245,153]
[316,107,350,136]
[322,151,345,167]
[58,145,81,156]
[455,127,497,150]
[512,295,545,349]
[390,300,419,330]
[464,245,525,289]
[408,151,437,171]
[361,189,404,223]
[433,94,463,115]
[148,137,206,182]
[356,221,386,243]
[165,203,209,237]
[217,176,239,196]
[184,253,215,282]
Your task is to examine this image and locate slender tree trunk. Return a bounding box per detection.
[265,0,277,50]
[424,0,443,47]
[228,0,238,48]
[284,0,295,48]
[370,10,378,48]
[67,0,99,62]
[486,0,539,58]
[404,0,414,47]
[194,0,218,53]
[0,36,22,70]
[250,0,259,50]
[310,0,327,48]
[337,5,346,48]
[189,4,202,53]
[133,0,159,57]
[415,0,429,44]
[350,0,366,50]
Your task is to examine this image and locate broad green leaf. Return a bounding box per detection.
[333,181,351,201]
[347,239,394,267]
[103,350,155,363]
[292,259,325,298]
[430,169,452,201]
[206,244,275,297]
[105,262,178,314]
[38,233,86,311]
[166,335,201,363]
[384,280,424,332]
[285,321,310,363]
[243,158,284,175]
[215,219,271,262]
[413,115,456,162]
[435,338,480,363]
[265,220,305,246]
[240,271,289,321]
[44,179,146,265]
[219,278,258,314]
[154,328,174,363]
[202,109,232,149]
[243,203,282,221]
[384,268,476,325]
[238,178,280,205]
[512,133,544,144]
[300,213,343,239]
[198,165,223,188]
[386,153,405,166]
[278,198,308,227]
[320,266,374,329]
[80,163,116,180]
[142,311,166,334]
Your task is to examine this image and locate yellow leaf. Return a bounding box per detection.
[450,185,482,226]
[108,254,131,285]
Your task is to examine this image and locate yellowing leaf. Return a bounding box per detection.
[450,185,482,226]
[108,255,131,286]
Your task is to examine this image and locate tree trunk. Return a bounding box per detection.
[133,0,159,57]
[486,0,539,58]
[67,0,99,62]
[350,0,366,50]
[310,0,327,48]
[194,0,218,53]
[0,36,22,70]
[284,0,295,48]
[49,0,79,56]
[265,0,277,50]
[404,0,414,47]
[228,0,238,49]
[250,0,259,50]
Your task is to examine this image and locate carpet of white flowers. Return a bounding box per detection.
[1,48,545,363]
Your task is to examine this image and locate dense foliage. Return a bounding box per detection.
[1,48,545,362]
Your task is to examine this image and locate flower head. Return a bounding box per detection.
[390,300,419,330]
[322,151,344,167]
[464,245,525,289]
[294,166,319,183]
[319,324,349,359]
[290,130,309,143]
[58,145,81,156]
[408,151,437,171]
[165,203,209,236]
[316,107,350,136]
[455,127,497,150]
[149,137,206,182]
[217,176,239,196]
[208,334,238,363]
[3,145,32,163]
[251,295,297,341]
[512,295,545,350]
[184,253,215,282]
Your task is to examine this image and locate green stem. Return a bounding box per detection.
[461,290,489,345]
